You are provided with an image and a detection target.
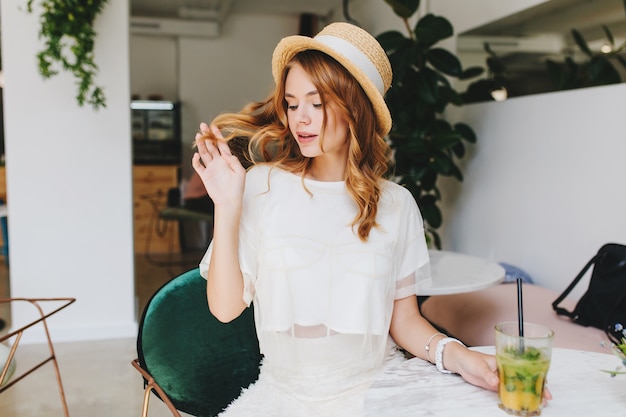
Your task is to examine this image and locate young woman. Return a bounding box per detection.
[192,22,503,416]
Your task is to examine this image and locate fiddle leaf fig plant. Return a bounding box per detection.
[377,0,484,248]
[27,0,109,109]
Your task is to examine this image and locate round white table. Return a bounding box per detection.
[365,347,626,416]
[417,250,505,295]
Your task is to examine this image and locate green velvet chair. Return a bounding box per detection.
[132,268,261,417]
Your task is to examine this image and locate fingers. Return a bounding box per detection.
[195,123,223,142]
[462,352,499,392]
[215,138,233,157]
[195,122,210,142]
[226,153,246,175]
[195,138,213,164]
[192,152,204,173]
[210,124,224,139]
[193,123,244,173]
[543,385,552,406]
[475,354,498,391]
[198,124,233,158]
[483,366,499,391]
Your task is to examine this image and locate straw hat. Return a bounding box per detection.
[272,22,393,136]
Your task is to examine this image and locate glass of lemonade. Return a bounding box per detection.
[495,322,554,416]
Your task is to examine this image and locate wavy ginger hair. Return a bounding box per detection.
[199,50,393,241]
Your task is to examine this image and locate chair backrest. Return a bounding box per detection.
[137,268,261,417]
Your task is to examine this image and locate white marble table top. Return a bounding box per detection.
[365,347,626,417]
[417,250,505,296]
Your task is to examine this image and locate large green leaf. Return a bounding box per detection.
[417,169,437,191]
[418,195,442,228]
[486,56,506,74]
[385,38,415,84]
[428,229,442,250]
[431,132,461,150]
[384,0,420,18]
[415,68,439,103]
[452,141,466,158]
[414,14,453,47]
[431,69,452,88]
[461,79,496,104]
[454,122,477,143]
[447,162,463,181]
[459,66,485,80]
[412,166,431,182]
[439,85,462,106]
[429,152,452,174]
[431,118,452,132]
[572,29,593,57]
[602,24,615,47]
[427,48,462,76]
[377,30,408,53]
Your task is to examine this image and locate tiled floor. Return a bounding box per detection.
[0,251,203,417]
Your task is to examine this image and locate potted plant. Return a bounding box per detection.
[377,0,484,248]
[27,0,109,109]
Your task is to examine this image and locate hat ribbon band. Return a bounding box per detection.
[314,35,385,96]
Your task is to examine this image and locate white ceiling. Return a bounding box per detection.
[131,0,626,45]
[130,0,343,19]
[462,0,626,43]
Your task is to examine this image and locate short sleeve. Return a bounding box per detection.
[393,189,431,300]
[198,166,268,306]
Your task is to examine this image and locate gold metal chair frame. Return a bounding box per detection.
[131,358,182,417]
[0,297,76,417]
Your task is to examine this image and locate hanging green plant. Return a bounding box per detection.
[26,0,109,109]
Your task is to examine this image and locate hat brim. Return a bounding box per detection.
[272,35,392,137]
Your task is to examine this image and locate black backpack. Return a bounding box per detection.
[552,243,626,345]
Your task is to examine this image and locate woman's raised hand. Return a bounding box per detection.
[192,123,246,208]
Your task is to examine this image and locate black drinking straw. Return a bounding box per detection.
[517,277,525,352]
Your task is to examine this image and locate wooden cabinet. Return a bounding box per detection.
[0,165,180,253]
[133,165,180,253]
[0,166,5,203]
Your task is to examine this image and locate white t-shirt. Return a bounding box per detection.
[200,164,430,412]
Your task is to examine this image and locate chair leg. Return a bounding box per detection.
[142,384,152,417]
[0,298,75,415]
[36,302,71,417]
[132,359,182,417]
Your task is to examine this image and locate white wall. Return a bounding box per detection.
[130,35,178,101]
[178,14,302,180]
[442,84,626,298]
[349,0,413,35]
[1,0,135,342]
